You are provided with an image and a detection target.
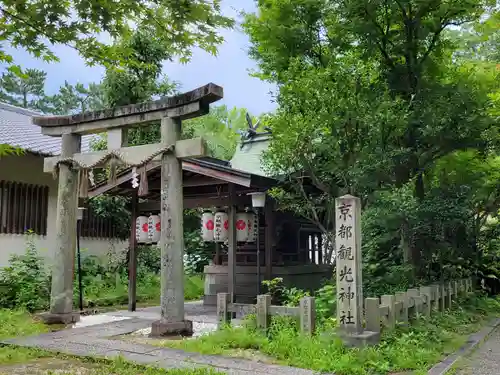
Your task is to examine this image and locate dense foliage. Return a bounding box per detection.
[243,0,500,291]
[0,237,204,312]
[0,0,233,72]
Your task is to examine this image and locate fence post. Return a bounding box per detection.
[439,284,447,310]
[217,293,230,328]
[381,295,396,329]
[395,291,408,324]
[429,285,439,311]
[453,280,459,298]
[299,296,316,335]
[407,289,421,319]
[365,297,380,333]
[256,294,271,330]
[458,279,464,295]
[447,282,453,308]
[419,286,432,316]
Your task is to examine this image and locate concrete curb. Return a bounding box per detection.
[427,317,500,375]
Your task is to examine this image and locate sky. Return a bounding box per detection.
[6,0,277,116]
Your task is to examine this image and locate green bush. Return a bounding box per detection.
[0,235,50,312]
[0,238,205,312]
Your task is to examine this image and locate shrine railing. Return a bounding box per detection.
[365,277,474,333]
[216,293,316,335]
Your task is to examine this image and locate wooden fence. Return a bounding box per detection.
[365,278,474,333]
[217,293,316,335]
[217,278,473,338]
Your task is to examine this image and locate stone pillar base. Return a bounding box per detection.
[37,311,80,325]
[340,330,380,347]
[151,319,193,337]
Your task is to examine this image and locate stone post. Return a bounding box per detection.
[336,195,363,333]
[217,293,230,328]
[40,134,81,324]
[256,294,271,330]
[336,195,379,346]
[300,296,316,335]
[151,116,193,336]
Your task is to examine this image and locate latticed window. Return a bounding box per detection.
[0,180,49,235]
[80,207,117,239]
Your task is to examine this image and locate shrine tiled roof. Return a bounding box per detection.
[0,102,92,156]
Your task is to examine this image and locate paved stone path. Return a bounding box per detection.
[454,325,500,375]
[2,302,320,375]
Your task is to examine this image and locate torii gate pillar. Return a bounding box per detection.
[32,84,223,330]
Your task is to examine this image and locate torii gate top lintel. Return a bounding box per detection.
[32,83,223,137]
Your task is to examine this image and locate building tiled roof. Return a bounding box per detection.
[0,102,91,156]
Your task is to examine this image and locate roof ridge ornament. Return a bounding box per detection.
[236,112,272,149]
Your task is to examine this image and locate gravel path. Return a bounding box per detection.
[455,325,500,374]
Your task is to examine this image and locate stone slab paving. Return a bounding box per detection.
[454,324,500,375]
[2,302,320,375]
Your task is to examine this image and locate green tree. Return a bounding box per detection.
[0,144,23,158]
[0,68,49,111]
[50,81,106,114]
[0,0,234,71]
[243,0,500,280]
[183,105,252,160]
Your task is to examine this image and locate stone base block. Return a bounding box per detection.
[37,311,80,325]
[340,330,380,347]
[150,319,193,337]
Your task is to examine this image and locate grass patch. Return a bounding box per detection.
[0,310,221,374]
[158,295,500,375]
[82,274,204,309]
[0,309,50,365]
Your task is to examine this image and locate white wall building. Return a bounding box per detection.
[0,102,126,267]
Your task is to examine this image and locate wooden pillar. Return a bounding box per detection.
[42,133,81,324]
[317,234,323,265]
[228,184,237,303]
[151,116,192,336]
[128,190,138,312]
[215,243,221,265]
[264,202,274,281]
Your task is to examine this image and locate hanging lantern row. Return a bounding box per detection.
[135,215,161,244]
[201,211,258,243]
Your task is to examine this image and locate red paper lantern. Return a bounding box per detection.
[236,212,250,242]
[214,211,229,242]
[201,211,215,242]
[148,215,161,243]
[135,216,149,244]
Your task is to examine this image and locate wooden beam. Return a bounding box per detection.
[148,176,227,189]
[228,184,237,304]
[183,161,251,187]
[265,201,275,280]
[138,195,252,211]
[87,162,158,198]
[34,83,223,136]
[43,138,206,173]
[183,176,228,187]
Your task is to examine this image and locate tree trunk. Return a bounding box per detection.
[414,172,425,201]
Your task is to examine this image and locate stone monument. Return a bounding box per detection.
[335,194,379,346]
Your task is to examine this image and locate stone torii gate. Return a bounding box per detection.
[33,83,223,335]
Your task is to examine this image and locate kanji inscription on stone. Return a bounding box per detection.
[335,195,363,334]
